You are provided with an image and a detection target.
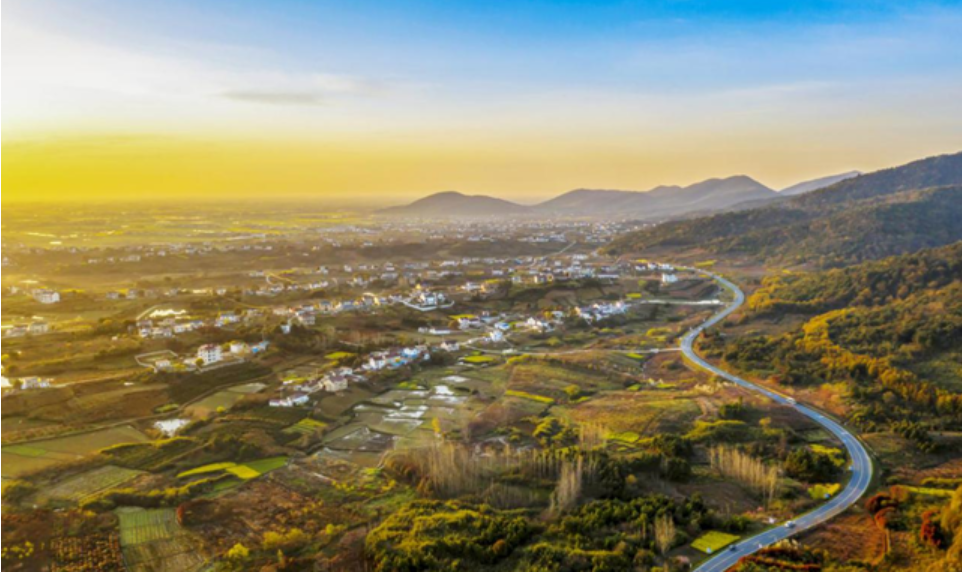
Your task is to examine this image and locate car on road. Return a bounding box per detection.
[785,521,796,528]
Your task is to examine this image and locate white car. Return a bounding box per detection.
[785,521,796,528]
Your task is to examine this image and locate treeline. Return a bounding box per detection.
[366,494,733,572]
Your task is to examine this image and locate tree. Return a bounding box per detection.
[226,543,250,561]
[654,513,676,557]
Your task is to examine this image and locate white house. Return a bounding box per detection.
[28,322,49,335]
[661,273,679,284]
[525,317,554,333]
[322,374,349,392]
[269,393,310,407]
[34,289,61,304]
[439,340,460,352]
[229,341,250,355]
[4,325,27,338]
[18,377,52,390]
[488,330,505,343]
[456,316,482,330]
[197,344,223,365]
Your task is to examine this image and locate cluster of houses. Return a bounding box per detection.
[135,311,244,339]
[574,301,628,323]
[4,321,50,338]
[1,375,52,391]
[363,345,430,371]
[149,340,269,372]
[271,366,360,407]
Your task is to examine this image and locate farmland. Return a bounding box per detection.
[177,456,288,481]
[2,195,960,572]
[2,425,149,478]
[40,465,145,503]
[691,530,740,554]
[117,507,205,572]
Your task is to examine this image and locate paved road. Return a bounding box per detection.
[686,270,874,572]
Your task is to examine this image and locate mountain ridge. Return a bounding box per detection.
[380,175,778,219]
[606,151,962,267]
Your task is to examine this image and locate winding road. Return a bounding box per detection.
[687,270,874,572]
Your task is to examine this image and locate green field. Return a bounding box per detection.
[117,507,205,572]
[178,456,288,481]
[117,507,184,546]
[608,431,641,444]
[325,351,356,360]
[907,486,955,498]
[691,531,740,554]
[2,444,47,457]
[178,462,237,479]
[505,389,556,404]
[235,456,288,478]
[41,465,144,503]
[808,483,842,499]
[462,355,498,364]
[2,425,149,478]
[284,417,328,435]
[185,382,267,418]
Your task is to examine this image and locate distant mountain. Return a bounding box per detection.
[779,170,861,196]
[378,191,527,217]
[607,151,962,267]
[534,175,776,219]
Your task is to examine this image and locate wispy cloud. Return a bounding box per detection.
[218,73,385,106]
[220,90,328,106]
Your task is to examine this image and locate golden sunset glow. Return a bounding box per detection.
[4,1,962,203]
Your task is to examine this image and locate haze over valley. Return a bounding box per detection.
[4,2,962,572]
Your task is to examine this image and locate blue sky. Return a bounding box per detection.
[4,0,962,201]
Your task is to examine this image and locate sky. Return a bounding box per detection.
[3,0,962,204]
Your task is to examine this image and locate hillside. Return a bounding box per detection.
[608,152,962,266]
[699,242,962,451]
[779,170,860,196]
[747,241,962,314]
[535,175,776,218]
[378,191,527,217]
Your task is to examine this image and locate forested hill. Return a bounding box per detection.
[700,242,962,451]
[797,151,962,207]
[607,152,962,267]
[747,241,962,314]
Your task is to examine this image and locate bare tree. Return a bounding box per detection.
[709,445,780,506]
[654,513,676,558]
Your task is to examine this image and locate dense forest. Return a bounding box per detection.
[607,152,962,268]
[747,241,962,314]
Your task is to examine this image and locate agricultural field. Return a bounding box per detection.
[185,382,266,418]
[691,530,740,554]
[283,417,328,435]
[2,425,149,478]
[178,456,288,481]
[117,507,205,572]
[561,391,703,437]
[40,465,145,504]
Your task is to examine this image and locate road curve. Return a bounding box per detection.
[686,270,874,572]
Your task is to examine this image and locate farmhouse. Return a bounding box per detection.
[33,289,61,304]
[197,344,223,365]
